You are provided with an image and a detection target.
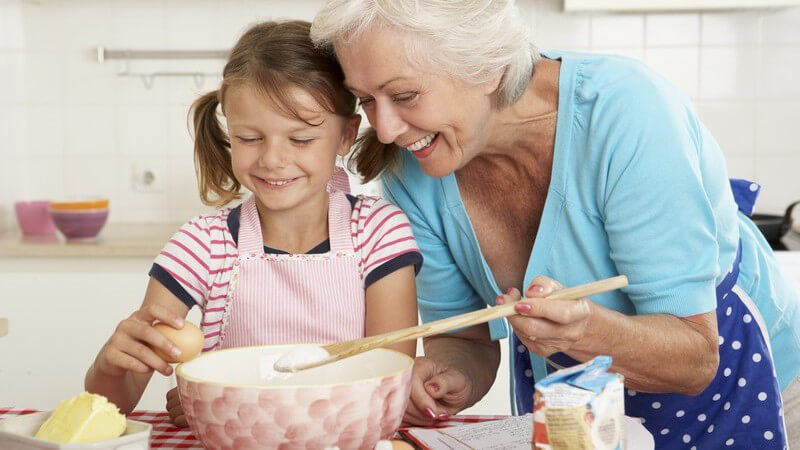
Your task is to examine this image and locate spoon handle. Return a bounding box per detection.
[308,275,628,370]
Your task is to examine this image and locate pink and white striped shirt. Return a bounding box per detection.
[150,194,422,313]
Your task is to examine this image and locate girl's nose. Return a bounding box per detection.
[372,102,409,145]
[258,140,288,168]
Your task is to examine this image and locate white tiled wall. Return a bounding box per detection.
[0,0,799,227]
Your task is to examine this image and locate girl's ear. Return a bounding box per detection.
[337,114,362,156]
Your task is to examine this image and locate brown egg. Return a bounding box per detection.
[152,321,204,363]
[392,440,414,450]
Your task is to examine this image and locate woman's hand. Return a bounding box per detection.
[403,356,472,426]
[165,387,188,427]
[93,304,186,379]
[496,276,592,356]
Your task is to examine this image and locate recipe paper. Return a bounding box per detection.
[403,414,532,450]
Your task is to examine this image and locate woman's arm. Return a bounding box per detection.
[503,276,719,396]
[364,264,419,357]
[84,278,190,414]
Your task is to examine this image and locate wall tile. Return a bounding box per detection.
[756,101,800,156]
[60,0,114,51]
[22,52,66,105]
[13,156,66,201]
[725,155,756,182]
[165,0,221,50]
[645,14,699,47]
[167,105,194,158]
[699,47,759,100]
[168,155,212,223]
[588,47,645,61]
[116,105,169,156]
[761,7,800,44]
[112,0,167,48]
[645,47,699,98]
[23,106,65,157]
[65,106,117,156]
[64,52,118,106]
[531,0,591,51]
[62,157,119,199]
[0,1,24,51]
[760,47,800,100]
[590,14,644,48]
[20,0,68,51]
[754,156,800,214]
[0,51,25,103]
[696,101,756,157]
[113,157,170,222]
[701,11,762,46]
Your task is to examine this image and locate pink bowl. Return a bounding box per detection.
[176,345,413,450]
[49,209,109,240]
[14,201,56,236]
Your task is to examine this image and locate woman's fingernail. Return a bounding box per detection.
[528,284,544,294]
[426,408,437,420]
[496,296,505,305]
[176,318,184,327]
[437,413,450,421]
[515,303,532,313]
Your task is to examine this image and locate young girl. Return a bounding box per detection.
[84,20,422,426]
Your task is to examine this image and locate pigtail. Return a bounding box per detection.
[348,127,401,183]
[191,90,241,208]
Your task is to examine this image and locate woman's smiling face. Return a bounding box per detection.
[335,26,500,178]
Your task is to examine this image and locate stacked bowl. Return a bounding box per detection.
[49,199,109,241]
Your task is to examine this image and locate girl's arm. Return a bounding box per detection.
[84,278,190,414]
[364,264,418,357]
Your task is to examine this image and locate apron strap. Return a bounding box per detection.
[328,191,355,253]
[729,178,761,217]
[238,196,265,255]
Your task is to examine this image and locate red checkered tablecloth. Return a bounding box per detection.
[0,407,506,449]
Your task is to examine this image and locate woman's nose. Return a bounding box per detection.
[372,102,408,145]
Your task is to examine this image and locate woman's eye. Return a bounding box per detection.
[393,92,418,103]
[357,97,374,107]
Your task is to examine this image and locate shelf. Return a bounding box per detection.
[563,0,800,12]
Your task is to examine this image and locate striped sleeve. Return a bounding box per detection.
[152,212,234,308]
[352,196,423,288]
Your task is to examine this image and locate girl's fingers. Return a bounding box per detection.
[134,304,184,329]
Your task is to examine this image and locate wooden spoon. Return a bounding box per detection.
[274,275,628,372]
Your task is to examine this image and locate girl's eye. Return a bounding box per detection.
[290,138,315,145]
[236,136,262,144]
[393,92,418,103]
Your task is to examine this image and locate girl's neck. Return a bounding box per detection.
[253,193,330,254]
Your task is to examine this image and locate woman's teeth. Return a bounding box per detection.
[407,132,437,152]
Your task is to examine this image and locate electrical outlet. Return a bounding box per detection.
[131,161,166,193]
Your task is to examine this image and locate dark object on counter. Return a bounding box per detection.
[752,201,799,251]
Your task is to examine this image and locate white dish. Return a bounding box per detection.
[0,412,151,450]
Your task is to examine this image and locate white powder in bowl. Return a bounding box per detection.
[273,345,330,372]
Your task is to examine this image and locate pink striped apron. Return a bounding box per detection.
[203,190,365,350]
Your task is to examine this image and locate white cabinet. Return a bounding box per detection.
[0,258,196,411]
[564,0,800,12]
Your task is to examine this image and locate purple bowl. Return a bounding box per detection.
[49,209,109,240]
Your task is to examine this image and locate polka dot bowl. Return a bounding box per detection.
[176,344,413,450]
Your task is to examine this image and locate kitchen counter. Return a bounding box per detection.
[0,223,180,258]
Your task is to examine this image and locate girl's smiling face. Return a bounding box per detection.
[224,83,360,214]
[335,26,501,178]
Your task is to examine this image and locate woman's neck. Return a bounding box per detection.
[254,193,330,254]
[483,58,561,160]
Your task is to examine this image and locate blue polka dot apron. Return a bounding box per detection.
[511,179,788,449]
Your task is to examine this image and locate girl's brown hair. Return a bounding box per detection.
[191,20,357,207]
[348,128,401,183]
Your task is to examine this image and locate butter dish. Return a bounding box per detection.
[0,412,151,450]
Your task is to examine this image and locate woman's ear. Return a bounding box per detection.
[483,71,503,96]
[337,114,362,156]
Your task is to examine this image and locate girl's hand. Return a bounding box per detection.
[403,356,472,426]
[93,304,186,378]
[496,276,592,356]
[165,387,188,427]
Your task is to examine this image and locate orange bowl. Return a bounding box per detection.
[50,199,109,211]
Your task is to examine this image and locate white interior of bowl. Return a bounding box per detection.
[177,344,412,387]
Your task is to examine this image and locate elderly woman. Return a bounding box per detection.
[311,0,800,448]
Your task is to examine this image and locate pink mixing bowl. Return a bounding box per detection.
[176,345,413,450]
[49,209,109,240]
[14,201,56,236]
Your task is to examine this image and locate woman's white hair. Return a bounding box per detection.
[311,0,539,107]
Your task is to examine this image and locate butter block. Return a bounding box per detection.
[34,392,126,443]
